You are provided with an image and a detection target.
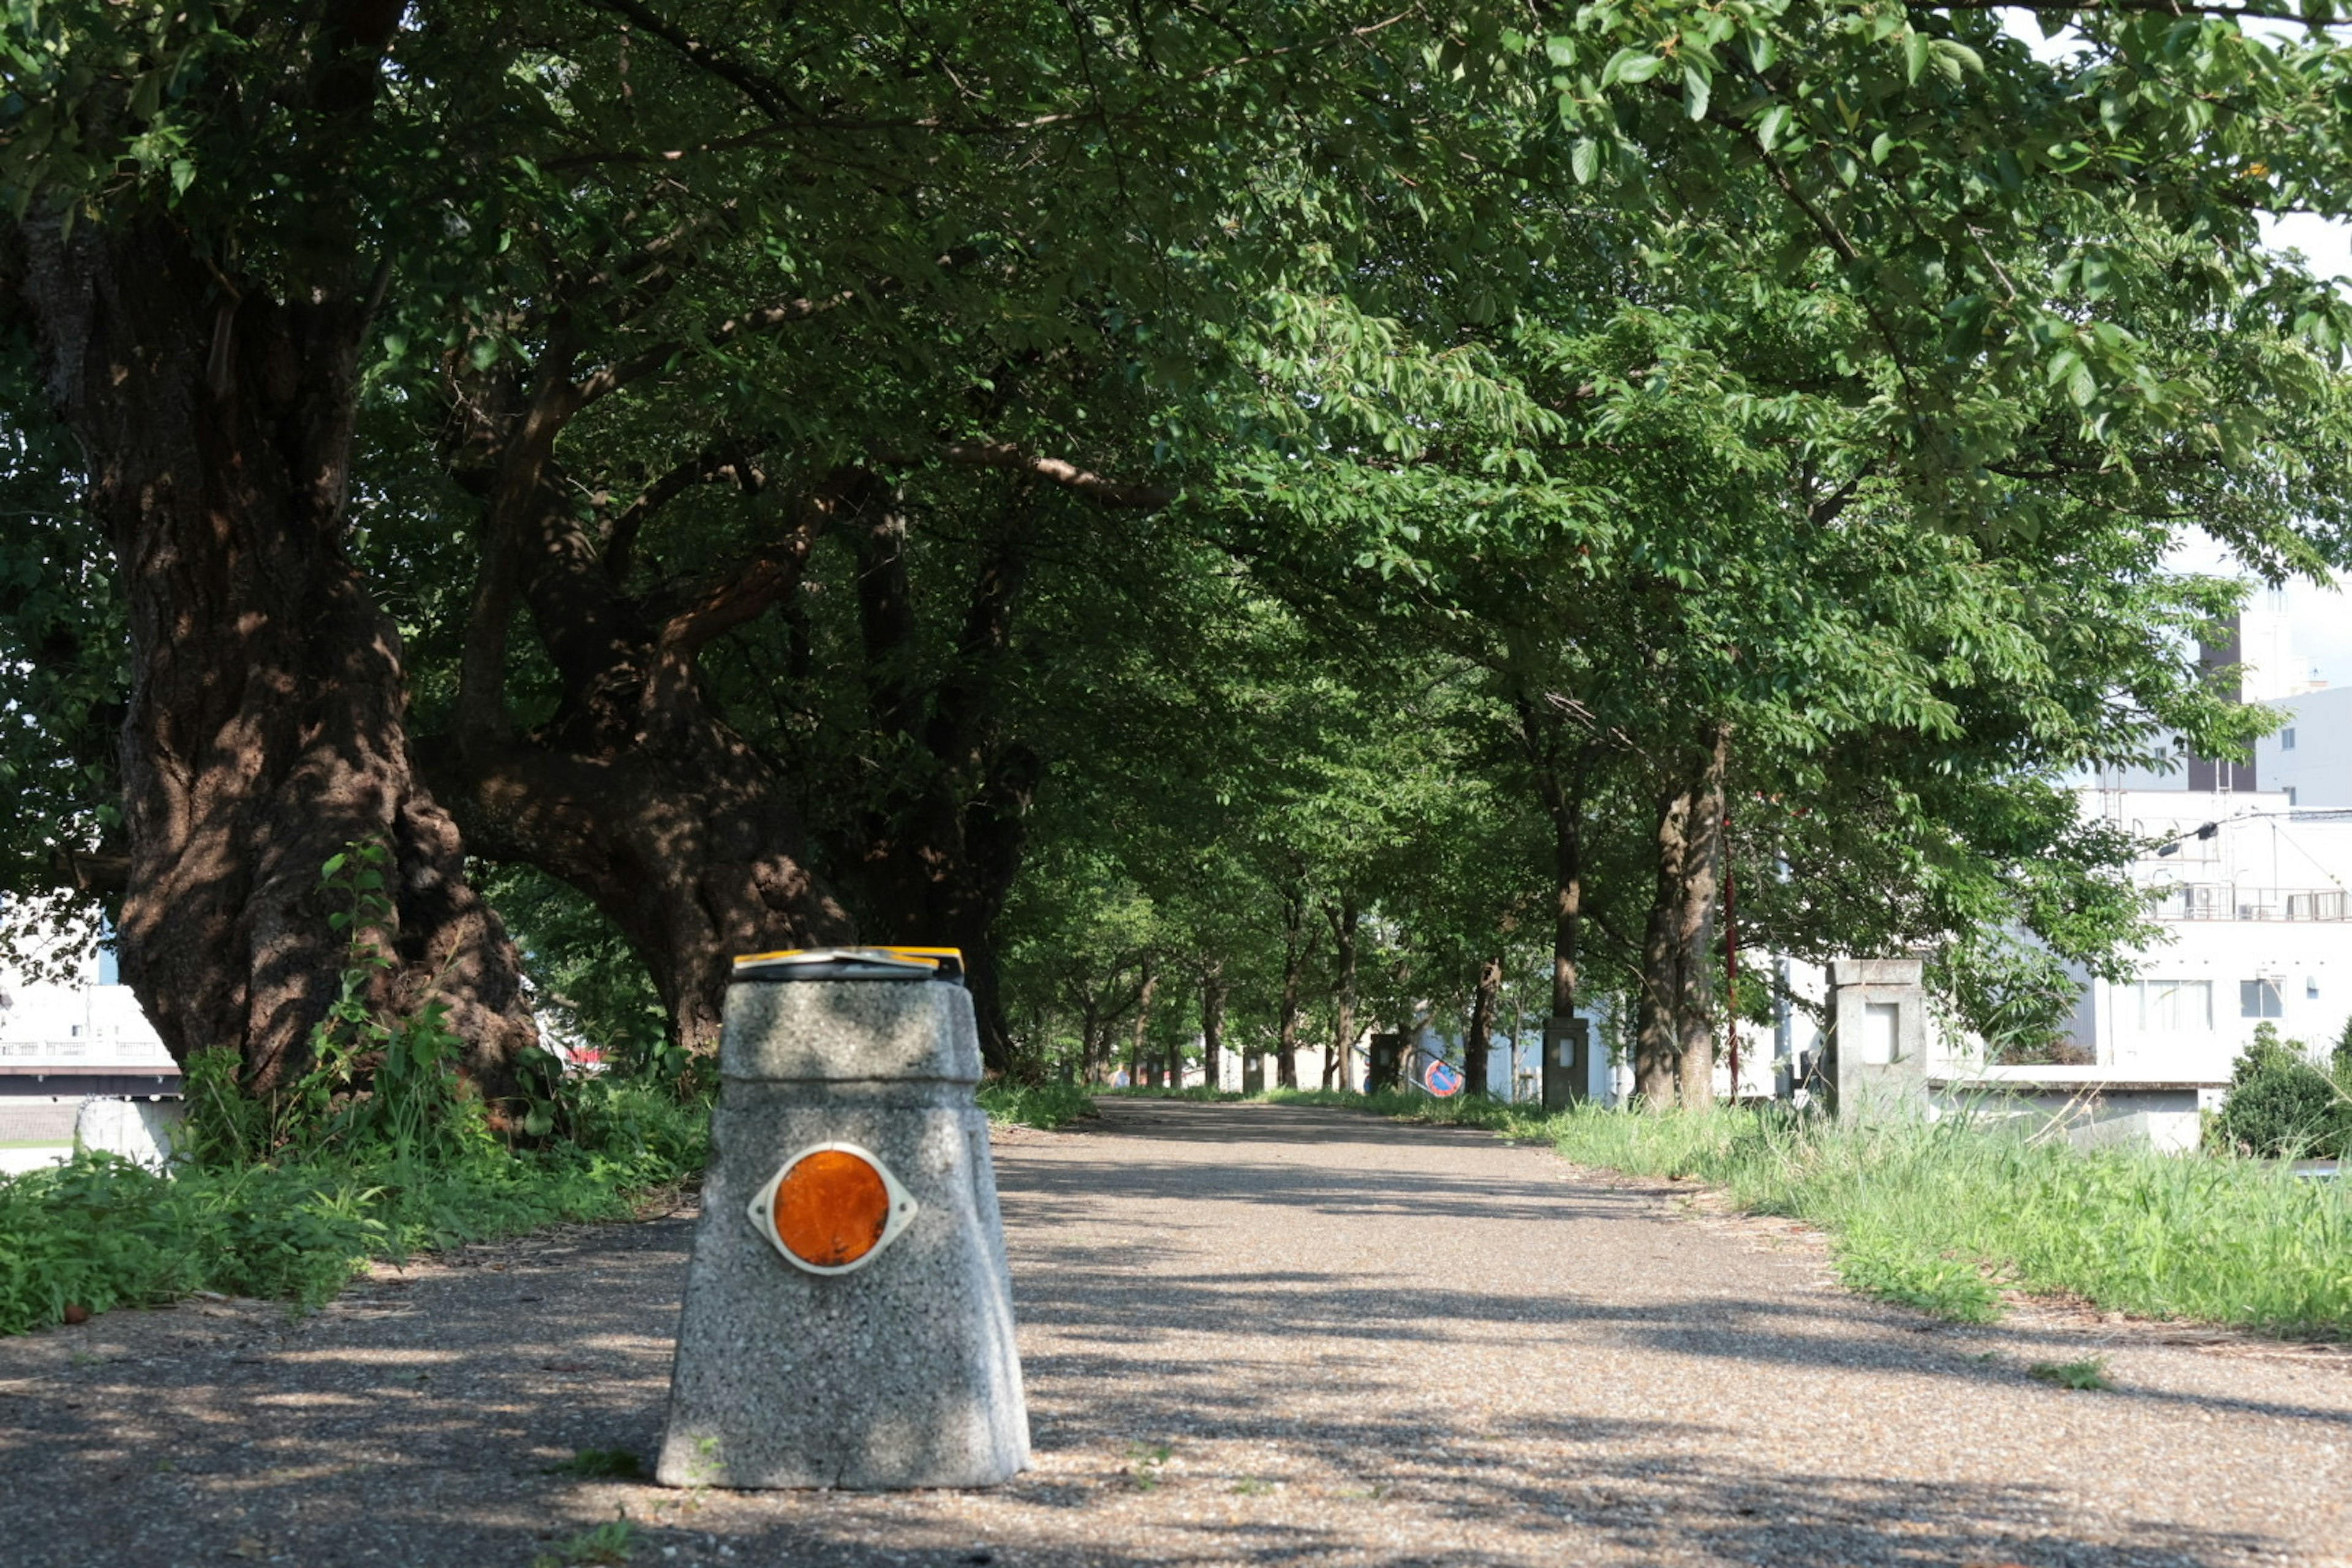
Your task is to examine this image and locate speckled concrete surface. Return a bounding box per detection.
[0,1098,2345,1567]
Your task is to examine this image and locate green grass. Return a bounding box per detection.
[532,1515,638,1567]
[0,1082,708,1337]
[976,1079,1096,1129]
[1185,1087,2351,1336]
[2027,1357,2113,1390]
[1520,1101,2352,1335]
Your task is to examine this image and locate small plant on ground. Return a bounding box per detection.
[1125,1441,1172,1489]
[976,1079,1095,1130]
[532,1513,638,1567]
[2027,1357,2113,1391]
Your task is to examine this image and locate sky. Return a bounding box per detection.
[2211,213,2352,690]
[1996,13,2352,687]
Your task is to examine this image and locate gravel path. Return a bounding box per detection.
[2,1098,2347,1567]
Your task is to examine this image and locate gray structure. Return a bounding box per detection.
[1540,1016,1590,1112]
[657,978,1028,1489]
[1822,958,1931,1119]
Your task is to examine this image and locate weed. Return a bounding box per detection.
[1231,1476,1273,1496]
[2027,1357,2113,1391]
[1298,1093,2352,1336]
[975,1080,1096,1131]
[0,1080,707,1336]
[548,1448,647,1480]
[532,1513,638,1567]
[1124,1441,1172,1489]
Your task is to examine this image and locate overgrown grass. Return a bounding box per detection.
[976,1079,1097,1129]
[1529,1102,2352,1335]
[1138,1085,2351,1335]
[0,1081,707,1337]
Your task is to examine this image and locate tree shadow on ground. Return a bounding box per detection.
[0,1107,2332,1568]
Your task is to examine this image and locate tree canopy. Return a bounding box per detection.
[7,2,2352,1110]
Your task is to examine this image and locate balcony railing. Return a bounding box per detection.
[2152,884,2351,921]
[0,1037,177,1066]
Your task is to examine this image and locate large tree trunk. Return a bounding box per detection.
[1635,780,1692,1109]
[1464,953,1501,1097]
[842,494,1042,1076]
[1675,723,1730,1110]
[1322,897,1358,1090]
[428,428,858,1060]
[1199,962,1227,1091]
[13,216,538,1097]
[1275,883,1306,1091]
[1128,957,1158,1083]
[1550,780,1586,1019]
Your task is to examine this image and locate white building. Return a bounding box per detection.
[0,920,179,1169]
[2064,787,2352,1075]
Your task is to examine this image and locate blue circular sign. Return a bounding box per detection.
[1423,1060,1464,1098]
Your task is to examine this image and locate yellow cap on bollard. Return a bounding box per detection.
[747,1143,919,1275]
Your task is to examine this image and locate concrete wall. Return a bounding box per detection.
[2258,684,2352,809]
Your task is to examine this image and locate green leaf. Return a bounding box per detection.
[1683,62,1711,121]
[1604,48,1664,87]
[1571,137,1599,185]
[1903,30,1930,86]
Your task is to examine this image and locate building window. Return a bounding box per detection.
[2136,980,2212,1031]
[2241,979,2285,1019]
[2283,727,2297,752]
[2309,977,2321,1000]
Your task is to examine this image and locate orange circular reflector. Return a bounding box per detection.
[771,1148,892,1268]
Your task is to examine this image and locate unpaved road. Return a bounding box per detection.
[1,1099,2346,1567]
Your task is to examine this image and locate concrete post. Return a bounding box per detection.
[656,975,1029,1489]
[1540,1016,1589,1112]
[1823,958,1929,1121]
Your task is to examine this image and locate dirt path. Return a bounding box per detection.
[2,1099,2346,1567]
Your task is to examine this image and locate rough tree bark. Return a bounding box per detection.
[1635,778,1693,1109]
[842,488,1046,1076]
[429,442,860,1060]
[1128,957,1158,1084]
[1674,723,1731,1110]
[5,10,539,1096]
[1199,960,1227,1091]
[1322,896,1359,1090]
[1275,878,1306,1091]
[1633,722,1730,1110]
[1464,953,1502,1097]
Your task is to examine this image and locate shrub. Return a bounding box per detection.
[2209,1023,2350,1159]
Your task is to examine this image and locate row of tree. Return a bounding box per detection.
[7,3,2352,1113]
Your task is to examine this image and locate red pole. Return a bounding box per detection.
[1724,813,1738,1100]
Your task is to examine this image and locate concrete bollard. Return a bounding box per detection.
[655,956,1030,1489]
[1823,957,1930,1121]
[1540,1016,1589,1112]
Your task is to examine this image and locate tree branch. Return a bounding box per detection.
[571,288,859,409]
[920,440,1177,508]
[603,442,769,584]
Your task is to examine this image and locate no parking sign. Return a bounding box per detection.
[1422,1059,1464,1098]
